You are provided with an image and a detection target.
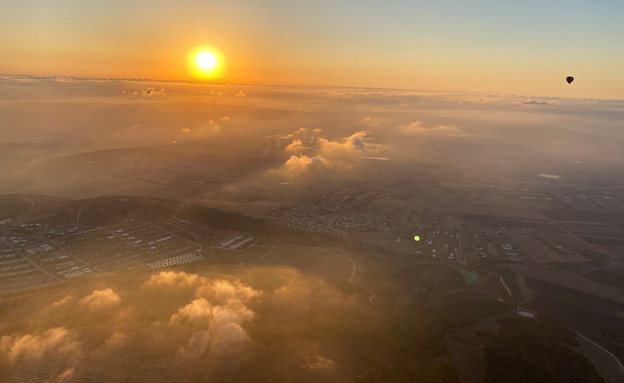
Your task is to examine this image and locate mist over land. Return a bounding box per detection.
[2,75,624,198]
[1,75,624,382]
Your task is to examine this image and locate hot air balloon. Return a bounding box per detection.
[566,76,574,84]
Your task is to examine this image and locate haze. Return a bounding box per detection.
[1,1,624,383]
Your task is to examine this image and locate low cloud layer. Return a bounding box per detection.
[401,121,461,135]
[1,76,623,197]
[0,267,360,382]
[134,87,165,96]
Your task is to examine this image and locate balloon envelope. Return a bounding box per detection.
[566,76,574,84]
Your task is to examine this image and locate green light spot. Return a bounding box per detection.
[461,270,479,286]
[414,235,420,241]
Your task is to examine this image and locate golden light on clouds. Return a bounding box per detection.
[189,47,223,79]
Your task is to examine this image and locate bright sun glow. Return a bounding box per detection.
[196,51,218,71]
[189,48,223,79]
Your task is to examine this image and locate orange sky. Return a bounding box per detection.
[1,0,623,98]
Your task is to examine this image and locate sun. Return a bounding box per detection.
[196,51,218,71]
[189,47,223,79]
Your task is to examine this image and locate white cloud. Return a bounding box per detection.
[79,288,121,310]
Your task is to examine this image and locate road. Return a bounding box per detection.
[321,247,356,283]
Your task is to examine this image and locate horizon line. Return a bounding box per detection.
[1,72,622,103]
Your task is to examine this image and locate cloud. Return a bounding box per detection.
[145,271,207,290]
[284,154,328,173]
[0,327,81,363]
[272,269,356,310]
[102,331,126,350]
[171,279,257,357]
[170,298,213,327]
[304,355,338,372]
[401,121,460,135]
[0,267,371,381]
[176,330,211,359]
[402,120,424,133]
[174,121,221,141]
[268,129,390,182]
[51,295,73,309]
[211,300,255,326]
[317,131,371,157]
[285,139,310,152]
[79,288,121,310]
[343,131,368,152]
[522,99,550,105]
[195,279,261,304]
[57,368,75,383]
[134,87,165,96]
[211,322,250,353]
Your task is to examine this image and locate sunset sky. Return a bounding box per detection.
[1,0,623,98]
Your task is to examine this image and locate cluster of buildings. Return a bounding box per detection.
[282,205,378,235]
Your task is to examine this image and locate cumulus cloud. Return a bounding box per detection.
[195,278,261,304]
[103,331,126,349]
[211,322,250,353]
[284,154,328,173]
[316,131,372,158]
[0,327,80,363]
[267,128,390,182]
[134,87,165,96]
[212,301,256,326]
[170,278,258,358]
[343,131,369,152]
[170,298,213,327]
[176,330,211,360]
[146,270,207,289]
[51,295,73,309]
[285,138,310,152]
[0,267,369,382]
[79,288,121,310]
